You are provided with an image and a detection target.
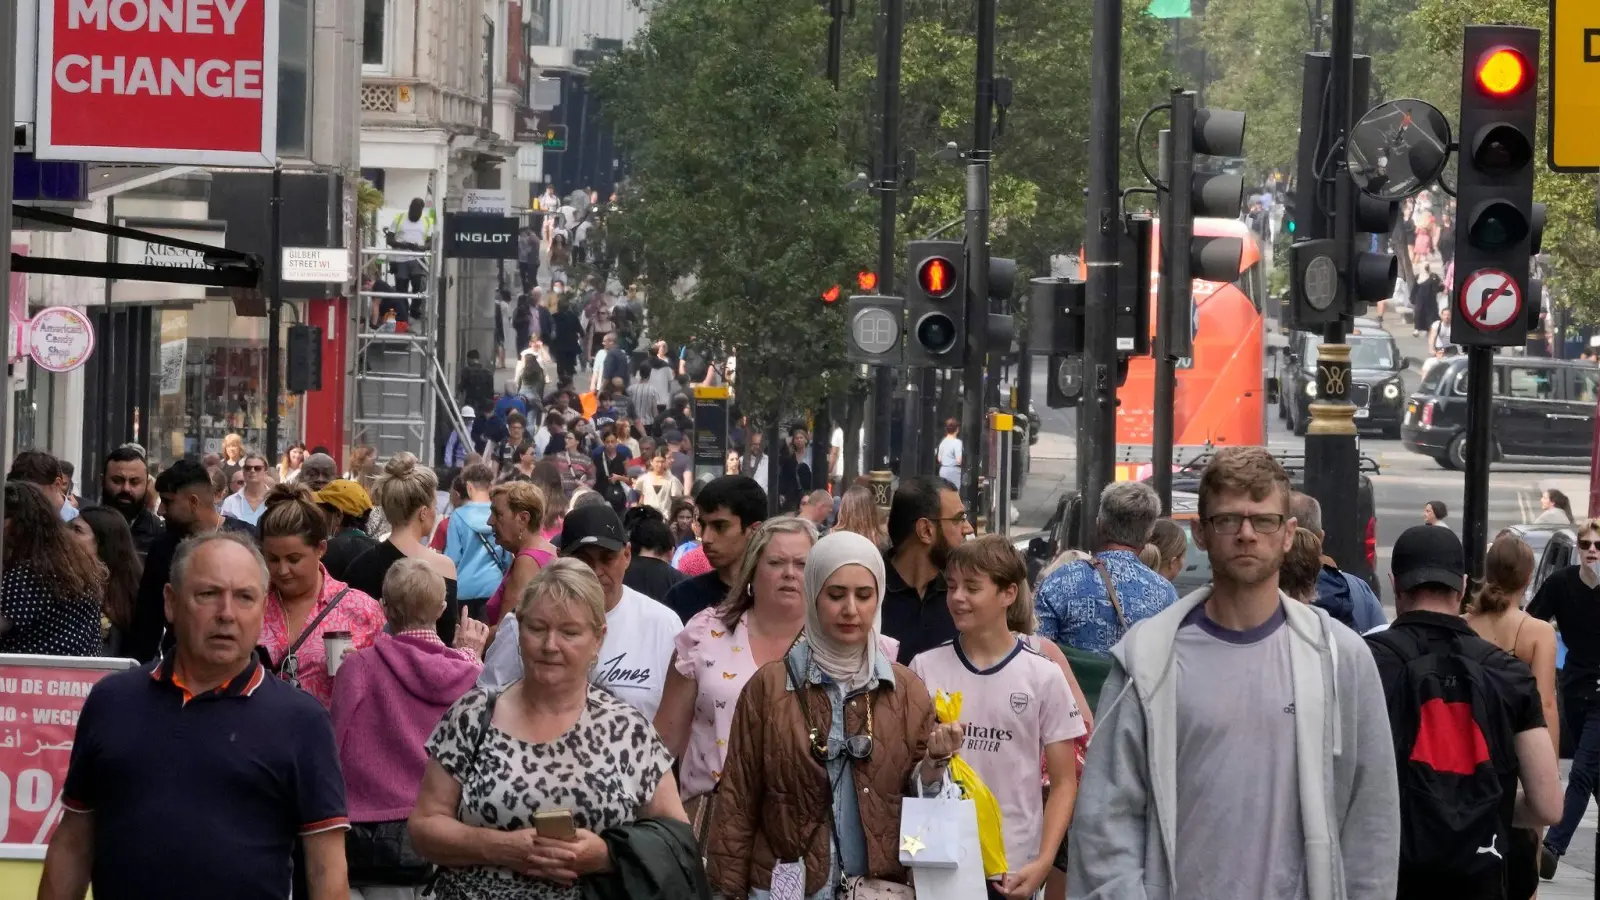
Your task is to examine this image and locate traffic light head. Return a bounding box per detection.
[905,240,967,367]
[856,270,878,292]
[1452,25,1540,349]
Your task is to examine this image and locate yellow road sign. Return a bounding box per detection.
[1550,0,1600,171]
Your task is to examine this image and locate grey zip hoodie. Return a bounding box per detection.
[1066,587,1399,900]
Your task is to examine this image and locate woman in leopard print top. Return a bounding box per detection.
[410,559,689,898]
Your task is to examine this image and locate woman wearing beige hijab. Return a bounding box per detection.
[706,531,964,900]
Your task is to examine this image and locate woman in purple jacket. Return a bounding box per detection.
[331,558,489,899]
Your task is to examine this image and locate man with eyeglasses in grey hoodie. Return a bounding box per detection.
[1068,446,1399,900]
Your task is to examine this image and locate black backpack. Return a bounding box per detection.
[1367,627,1514,895]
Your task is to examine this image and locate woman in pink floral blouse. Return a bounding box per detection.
[653,516,902,839]
[257,483,386,707]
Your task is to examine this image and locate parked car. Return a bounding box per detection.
[1401,355,1598,470]
[1280,321,1410,439]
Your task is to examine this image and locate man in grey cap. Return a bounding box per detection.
[1366,525,1562,898]
[477,504,679,718]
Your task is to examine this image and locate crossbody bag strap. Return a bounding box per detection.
[475,532,509,574]
[277,587,352,686]
[1089,558,1129,634]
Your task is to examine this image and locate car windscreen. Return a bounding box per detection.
[1301,334,1398,371]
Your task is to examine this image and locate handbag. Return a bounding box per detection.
[346,819,433,887]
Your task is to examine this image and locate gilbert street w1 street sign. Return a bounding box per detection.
[1458,268,1524,331]
[1550,0,1600,171]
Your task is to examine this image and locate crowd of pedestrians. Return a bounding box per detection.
[5,437,1594,900]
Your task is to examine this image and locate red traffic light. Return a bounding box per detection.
[918,257,956,298]
[1475,47,1529,98]
[822,285,842,305]
[856,270,878,292]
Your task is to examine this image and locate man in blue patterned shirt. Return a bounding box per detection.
[1034,481,1179,653]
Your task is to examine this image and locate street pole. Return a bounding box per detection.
[1312,0,1324,51]
[1152,129,1176,515]
[1462,346,1494,579]
[869,0,902,480]
[1079,0,1123,539]
[0,0,17,577]
[265,165,284,463]
[960,0,996,513]
[1303,0,1360,566]
[827,0,844,89]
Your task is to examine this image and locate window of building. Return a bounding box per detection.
[363,0,390,72]
[277,0,310,157]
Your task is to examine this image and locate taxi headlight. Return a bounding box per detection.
[1305,381,1318,398]
[1383,382,1401,400]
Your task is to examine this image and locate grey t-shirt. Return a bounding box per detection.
[1173,603,1309,900]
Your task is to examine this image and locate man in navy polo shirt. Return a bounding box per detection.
[38,532,350,900]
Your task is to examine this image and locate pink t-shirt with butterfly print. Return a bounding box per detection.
[673,607,900,801]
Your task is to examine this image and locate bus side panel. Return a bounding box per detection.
[1175,318,1265,446]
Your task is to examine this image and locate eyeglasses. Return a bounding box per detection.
[1579,539,1600,551]
[243,465,265,472]
[933,511,968,525]
[810,697,874,763]
[1203,513,1288,535]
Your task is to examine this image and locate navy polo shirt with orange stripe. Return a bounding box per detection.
[61,653,348,900]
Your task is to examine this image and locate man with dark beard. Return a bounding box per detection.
[881,475,970,664]
[1068,446,1399,900]
[101,446,162,557]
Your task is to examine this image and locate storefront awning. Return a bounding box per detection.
[8,204,261,289]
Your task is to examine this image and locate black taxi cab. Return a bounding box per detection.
[1280,320,1410,439]
[1401,355,1598,469]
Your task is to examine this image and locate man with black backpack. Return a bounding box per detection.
[1367,525,1563,900]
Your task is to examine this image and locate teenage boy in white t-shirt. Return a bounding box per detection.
[910,534,1085,899]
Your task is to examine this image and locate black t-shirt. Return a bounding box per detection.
[664,571,729,624]
[880,555,956,664]
[494,438,533,473]
[321,527,377,584]
[1529,566,1600,691]
[1369,612,1545,900]
[343,541,460,644]
[623,556,687,604]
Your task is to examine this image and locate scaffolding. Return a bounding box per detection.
[352,218,471,465]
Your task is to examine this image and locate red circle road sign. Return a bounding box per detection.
[1458,268,1524,332]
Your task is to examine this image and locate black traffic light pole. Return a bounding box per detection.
[265,165,284,464]
[1153,128,1177,515]
[1079,0,1123,537]
[959,0,997,512]
[869,0,903,483]
[1303,0,1360,567]
[827,0,845,88]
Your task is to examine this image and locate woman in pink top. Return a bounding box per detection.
[654,517,901,838]
[483,481,557,622]
[331,558,487,894]
[257,484,386,708]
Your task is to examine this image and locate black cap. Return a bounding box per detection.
[559,503,627,555]
[1391,524,1466,593]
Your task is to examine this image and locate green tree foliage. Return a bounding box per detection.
[592,0,873,418]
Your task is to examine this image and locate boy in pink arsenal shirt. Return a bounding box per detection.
[910,535,1084,900]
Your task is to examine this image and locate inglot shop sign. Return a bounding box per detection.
[443,213,517,260]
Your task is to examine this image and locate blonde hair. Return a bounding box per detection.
[371,453,437,525]
[517,557,606,632]
[1138,543,1162,569]
[717,516,819,629]
[492,481,547,530]
[222,433,245,459]
[833,486,885,549]
[381,557,447,630]
[946,534,1036,634]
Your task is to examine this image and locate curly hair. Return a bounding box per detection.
[3,481,104,602]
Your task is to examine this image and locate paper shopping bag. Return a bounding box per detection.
[898,788,967,869]
[907,785,989,900]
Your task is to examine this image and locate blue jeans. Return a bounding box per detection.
[1547,685,1600,854]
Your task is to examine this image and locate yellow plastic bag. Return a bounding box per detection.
[934,690,1008,878]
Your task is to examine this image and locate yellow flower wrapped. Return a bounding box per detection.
[933,690,1007,878]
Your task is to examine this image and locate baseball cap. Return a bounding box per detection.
[460,405,477,419]
[1391,524,1467,593]
[559,503,627,556]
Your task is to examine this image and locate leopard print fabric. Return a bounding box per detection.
[423,686,672,899]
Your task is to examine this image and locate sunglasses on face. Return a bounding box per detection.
[244,465,265,472]
[1580,539,1600,551]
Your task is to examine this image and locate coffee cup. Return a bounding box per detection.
[324,631,353,677]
